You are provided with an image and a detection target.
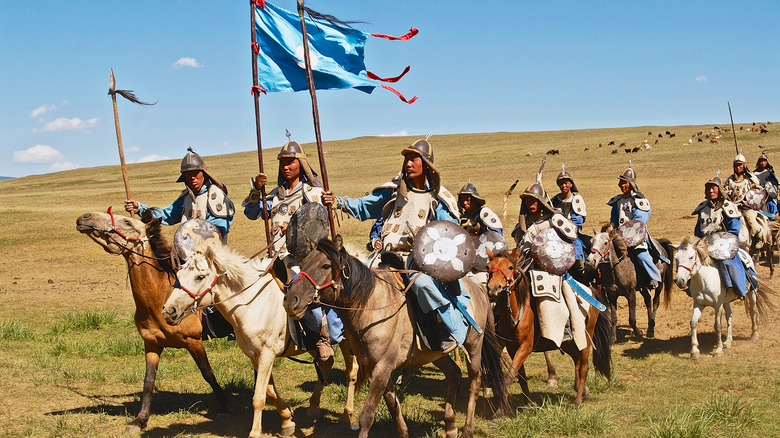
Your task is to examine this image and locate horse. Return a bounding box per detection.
[161,239,358,438]
[673,236,773,359]
[586,225,674,343]
[485,248,611,406]
[76,208,229,434]
[283,237,510,438]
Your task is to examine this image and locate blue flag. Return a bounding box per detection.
[255,2,376,94]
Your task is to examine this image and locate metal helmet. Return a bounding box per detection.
[400,137,441,194]
[457,181,485,206]
[276,140,321,192]
[556,163,579,193]
[518,183,555,215]
[756,152,770,169]
[733,150,747,164]
[704,170,725,200]
[618,160,641,194]
[176,147,227,194]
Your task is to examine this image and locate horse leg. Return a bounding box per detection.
[126,343,162,434]
[543,351,559,387]
[723,302,734,349]
[339,343,359,426]
[712,303,725,357]
[628,290,643,338]
[690,305,703,359]
[185,339,230,414]
[382,383,409,438]
[609,301,618,345]
[357,364,395,438]
[505,340,534,405]
[306,352,335,419]
[249,351,294,438]
[748,291,760,340]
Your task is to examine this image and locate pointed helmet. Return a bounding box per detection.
[400,137,441,194]
[276,140,320,189]
[458,181,485,205]
[177,147,227,194]
[556,163,579,193]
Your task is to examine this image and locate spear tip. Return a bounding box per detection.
[109,69,116,93]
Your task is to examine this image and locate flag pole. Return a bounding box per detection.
[250,1,273,251]
[728,101,740,156]
[109,69,132,205]
[296,0,336,239]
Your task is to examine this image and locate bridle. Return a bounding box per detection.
[676,248,700,274]
[106,206,146,243]
[290,267,343,308]
[176,274,219,300]
[487,256,524,326]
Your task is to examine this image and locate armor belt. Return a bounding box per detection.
[529,270,562,302]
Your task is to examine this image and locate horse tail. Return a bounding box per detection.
[480,310,512,416]
[591,307,612,380]
[658,238,675,309]
[752,282,777,325]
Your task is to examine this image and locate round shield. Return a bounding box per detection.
[704,231,739,261]
[617,220,647,248]
[744,187,766,211]
[174,219,222,262]
[473,230,508,272]
[531,228,576,275]
[412,221,476,281]
[286,202,329,260]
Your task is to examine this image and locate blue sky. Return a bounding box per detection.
[1,1,778,178]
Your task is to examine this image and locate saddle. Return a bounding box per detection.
[201,306,236,341]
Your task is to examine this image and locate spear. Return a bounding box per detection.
[728,101,739,155]
[108,69,155,204]
[297,0,336,239]
[499,179,519,223]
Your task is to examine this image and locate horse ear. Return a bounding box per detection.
[486,248,495,260]
[334,234,344,252]
[511,246,522,260]
[591,224,598,235]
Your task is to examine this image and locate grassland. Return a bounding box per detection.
[1,123,779,437]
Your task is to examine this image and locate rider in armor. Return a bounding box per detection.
[242,141,342,360]
[125,147,234,241]
[606,162,662,290]
[551,165,588,281]
[458,181,503,237]
[724,152,765,249]
[753,152,779,217]
[693,173,757,299]
[322,138,467,353]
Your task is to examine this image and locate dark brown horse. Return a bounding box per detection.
[76,208,229,433]
[486,248,611,406]
[283,237,510,438]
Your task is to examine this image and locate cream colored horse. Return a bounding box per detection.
[161,240,358,438]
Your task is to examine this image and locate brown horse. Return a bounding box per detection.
[283,237,510,438]
[586,225,674,343]
[76,208,229,433]
[485,248,611,406]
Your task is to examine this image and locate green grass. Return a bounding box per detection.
[0,320,35,340]
[50,310,118,334]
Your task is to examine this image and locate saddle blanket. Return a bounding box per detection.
[530,270,590,351]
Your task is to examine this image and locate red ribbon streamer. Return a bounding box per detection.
[380,84,417,104]
[251,85,267,95]
[252,41,259,54]
[371,27,419,41]
[366,66,410,83]
[254,0,265,7]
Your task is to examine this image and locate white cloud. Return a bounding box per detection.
[133,154,170,163]
[695,75,708,84]
[13,145,65,163]
[30,103,56,117]
[126,146,141,152]
[379,130,409,137]
[50,161,78,171]
[173,57,203,69]
[41,117,99,132]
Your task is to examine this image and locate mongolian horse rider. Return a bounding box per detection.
[692,172,757,299]
[458,181,503,237]
[243,140,344,360]
[725,151,767,254]
[607,162,664,291]
[753,152,779,219]
[551,164,589,282]
[322,138,470,353]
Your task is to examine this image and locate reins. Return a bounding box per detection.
[677,247,700,273]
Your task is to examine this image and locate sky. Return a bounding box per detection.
[1,0,778,178]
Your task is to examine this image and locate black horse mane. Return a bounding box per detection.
[316,238,376,308]
[495,250,530,306]
[140,211,174,274]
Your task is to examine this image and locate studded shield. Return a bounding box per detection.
[617,219,647,248]
[286,202,330,261]
[412,220,476,281]
[704,231,739,261]
[473,230,509,272]
[531,228,576,275]
[744,187,766,211]
[174,219,222,263]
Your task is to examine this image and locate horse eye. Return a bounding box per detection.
[508,266,514,271]
[196,275,206,281]
[322,264,331,270]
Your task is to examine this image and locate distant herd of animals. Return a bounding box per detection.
[537,122,772,157]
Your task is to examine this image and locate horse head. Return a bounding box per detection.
[284,236,346,321]
[77,207,153,256]
[674,236,709,289]
[162,240,222,325]
[586,231,611,269]
[485,247,520,299]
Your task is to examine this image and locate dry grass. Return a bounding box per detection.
[1,123,779,437]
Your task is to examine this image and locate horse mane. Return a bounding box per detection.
[680,235,714,267]
[316,239,377,308]
[193,240,256,290]
[141,211,173,273]
[496,250,529,305]
[600,222,611,233]
[608,229,629,258]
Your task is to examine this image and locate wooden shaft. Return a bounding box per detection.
[111,92,132,202]
[728,101,739,155]
[297,0,336,239]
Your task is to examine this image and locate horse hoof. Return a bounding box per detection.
[124,424,142,435]
[724,341,733,349]
[713,351,724,358]
[646,329,655,338]
[546,379,558,388]
[750,334,759,341]
[278,425,296,437]
[690,352,700,360]
[583,385,590,396]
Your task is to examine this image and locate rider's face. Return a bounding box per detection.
[618,179,631,196]
[279,157,301,182]
[705,184,720,201]
[558,179,572,196]
[734,162,745,175]
[183,170,204,192]
[404,153,425,180]
[524,198,540,215]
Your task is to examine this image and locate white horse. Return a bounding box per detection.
[161,239,358,438]
[673,236,771,359]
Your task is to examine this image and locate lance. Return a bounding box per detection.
[108,69,155,207]
[499,179,519,223]
[728,101,739,156]
[536,156,554,206]
[297,0,336,239]
[250,2,273,251]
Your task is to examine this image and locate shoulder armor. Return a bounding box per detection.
[550,213,578,241]
[635,197,651,211]
[207,185,235,219]
[373,177,401,193]
[479,207,503,230]
[302,184,325,204]
[606,194,623,206]
[436,186,460,218]
[691,200,709,215]
[571,193,587,216]
[722,200,741,219]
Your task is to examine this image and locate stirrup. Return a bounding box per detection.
[316,339,334,361]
